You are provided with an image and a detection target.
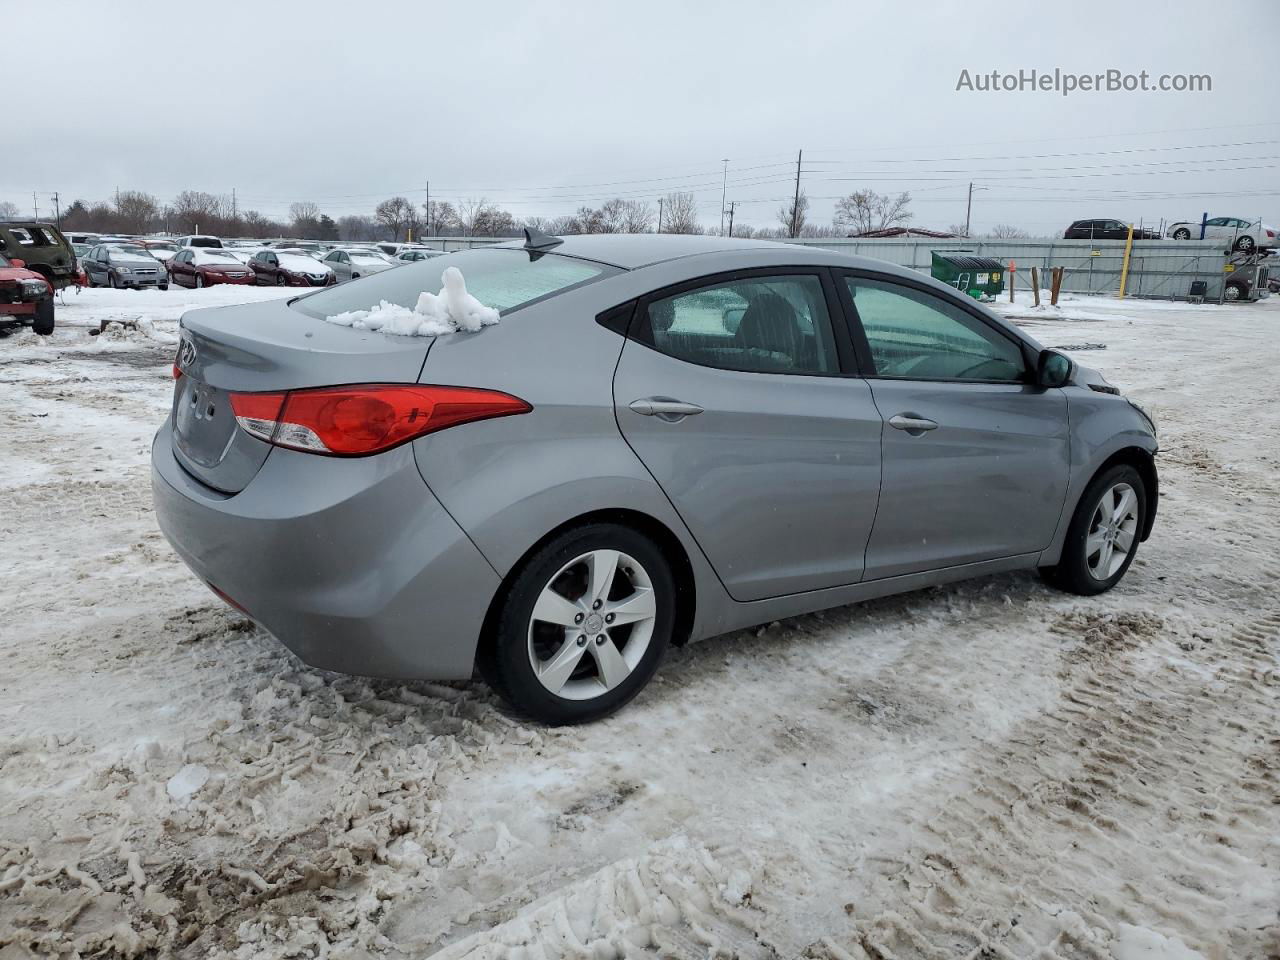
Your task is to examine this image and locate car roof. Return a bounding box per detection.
[492,233,789,269]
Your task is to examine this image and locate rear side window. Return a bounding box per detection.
[292,248,616,320]
[634,274,838,375]
[845,277,1025,382]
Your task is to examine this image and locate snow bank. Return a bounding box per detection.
[326,266,500,337]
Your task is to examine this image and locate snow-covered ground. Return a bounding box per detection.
[1,287,1277,959]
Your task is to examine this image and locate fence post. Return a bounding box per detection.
[1031,267,1040,307]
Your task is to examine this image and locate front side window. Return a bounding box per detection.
[845,277,1025,382]
[634,274,838,375]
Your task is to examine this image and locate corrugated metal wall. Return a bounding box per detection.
[775,237,1230,300]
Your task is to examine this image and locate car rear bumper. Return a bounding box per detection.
[151,417,500,680]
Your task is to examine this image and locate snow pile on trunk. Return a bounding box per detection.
[326,266,500,337]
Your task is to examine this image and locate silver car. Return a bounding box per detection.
[152,234,1158,724]
[321,247,396,282]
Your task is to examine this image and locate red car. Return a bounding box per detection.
[0,253,55,335]
[167,248,255,288]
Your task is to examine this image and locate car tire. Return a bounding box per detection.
[1234,236,1255,253]
[1041,464,1147,596]
[480,523,676,724]
[108,274,118,289]
[1172,228,1191,240]
[159,284,169,291]
[1225,281,1248,302]
[32,300,55,336]
[196,275,205,289]
[276,273,287,286]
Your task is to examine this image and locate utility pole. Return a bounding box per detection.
[231,187,237,222]
[790,149,803,238]
[52,192,61,227]
[719,158,729,236]
[115,186,120,210]
[32,192,39,220]
[657,197,664,234]
[964,181,974,237]
[424,181,430,235]
[726,201,737,238]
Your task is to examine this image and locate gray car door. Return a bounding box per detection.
[613,269,883,602]
[838,273,1070,580]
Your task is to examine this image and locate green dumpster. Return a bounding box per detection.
[930,251,1005,298]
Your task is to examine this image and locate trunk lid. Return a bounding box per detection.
[171,295,433,493]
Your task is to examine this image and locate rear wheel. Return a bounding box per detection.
[481,523,674,724]
[1173,228,1191,240]
[1041,464,1146,596]
[1225,281,1248,302]
[1234,235,1255,253]
[32,300,55,336]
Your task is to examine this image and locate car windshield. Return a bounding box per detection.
[292,248,616,320]
[112,246,151,258]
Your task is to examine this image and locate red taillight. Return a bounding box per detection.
[228,384,530,456]
[172,364,182,379]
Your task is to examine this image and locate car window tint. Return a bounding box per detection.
[636,274,838,375]
[845,277,1024,382]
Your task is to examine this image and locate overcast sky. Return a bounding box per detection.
[7,0,1277,234]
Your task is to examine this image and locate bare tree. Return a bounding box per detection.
[375,196,418,241]
[338,215,378,242]
[113,191,159,234]
[289,201,323,239]
[947,223,970,238]
[545,215,578,235]
[422,200,458,236]
[987,223,1030,239]
[833,190,913,236]
[621,199,655,233]
[172,191,227,233]
[778,191,809,237]
[0,200,19,220]
[473,205,517,237]
[571,205,606,234]
[661,192,700,234]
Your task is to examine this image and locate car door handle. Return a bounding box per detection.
[629,397,704,421]
[888,413,938,433]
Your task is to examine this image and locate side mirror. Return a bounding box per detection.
[10,258,25,268]
[1037,349,1074,388]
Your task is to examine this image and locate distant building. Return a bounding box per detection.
[848,227,959,239]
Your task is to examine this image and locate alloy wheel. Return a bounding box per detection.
[1085,482,1139,580]
[526,549,657,700]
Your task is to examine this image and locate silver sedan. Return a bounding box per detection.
[153,234,1158,724]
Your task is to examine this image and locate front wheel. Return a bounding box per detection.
[1042,464,1146,596]
[32,300,55,335]
[1234,235,1255,253]
[195,275,205,289]
[1225,281,1247,302]
[276,273,287,286]
[481,524,675,724]
[1172,228,1191,240]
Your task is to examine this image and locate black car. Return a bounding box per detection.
[1064,219,1159,241]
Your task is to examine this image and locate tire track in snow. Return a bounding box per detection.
[800,605,1280,960]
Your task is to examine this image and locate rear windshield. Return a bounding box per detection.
[291,248,617,320]
[188,237,222,247]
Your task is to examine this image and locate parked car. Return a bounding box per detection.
[174,235,224,249]
[321,247,396,282]
[394,247,443,264]
[166,248,254,287]
[153,234,1159,724]
[1167,216,1278,252]
[1063,219,1159,241]
[82,244,169,289]
[140,239,180,261]
[0,252,55,334]
[0,222,78,290]
[250,250,335,287]
[270,240,328,255]
[64,231,102,247]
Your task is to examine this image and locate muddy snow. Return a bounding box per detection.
[1,286,1277,959]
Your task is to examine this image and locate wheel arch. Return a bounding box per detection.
[1089,446,1159,542]
[475,507,698,672]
